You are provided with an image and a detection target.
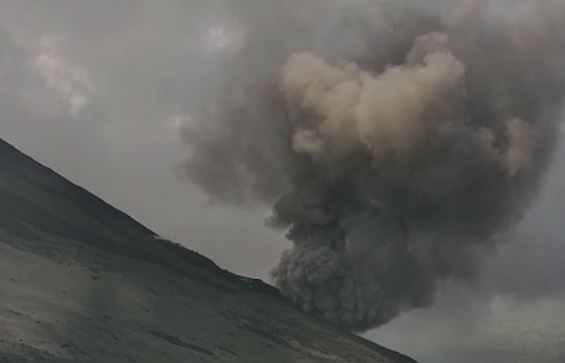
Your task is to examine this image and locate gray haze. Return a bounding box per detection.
[181,0,565,331]
[0,0,564,362]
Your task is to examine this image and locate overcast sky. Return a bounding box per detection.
[0,1,564,362]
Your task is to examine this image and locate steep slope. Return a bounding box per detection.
[0,138,416,363]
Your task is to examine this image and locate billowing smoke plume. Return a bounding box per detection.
[180,0,565,331]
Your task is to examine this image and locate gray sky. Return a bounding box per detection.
[0,1,564,362]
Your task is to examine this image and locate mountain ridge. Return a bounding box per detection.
[0,138,416,363]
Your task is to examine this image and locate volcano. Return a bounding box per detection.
[0,138,415,363]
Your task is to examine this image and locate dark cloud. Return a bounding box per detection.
[180,0,565,331]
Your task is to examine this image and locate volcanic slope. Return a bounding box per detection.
[0,138,416,363]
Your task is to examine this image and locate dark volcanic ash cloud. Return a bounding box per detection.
[180,0,565,331]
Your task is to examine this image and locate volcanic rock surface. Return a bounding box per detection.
[0,138,416,363]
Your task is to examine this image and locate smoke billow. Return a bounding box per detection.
[180,0,565,331]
